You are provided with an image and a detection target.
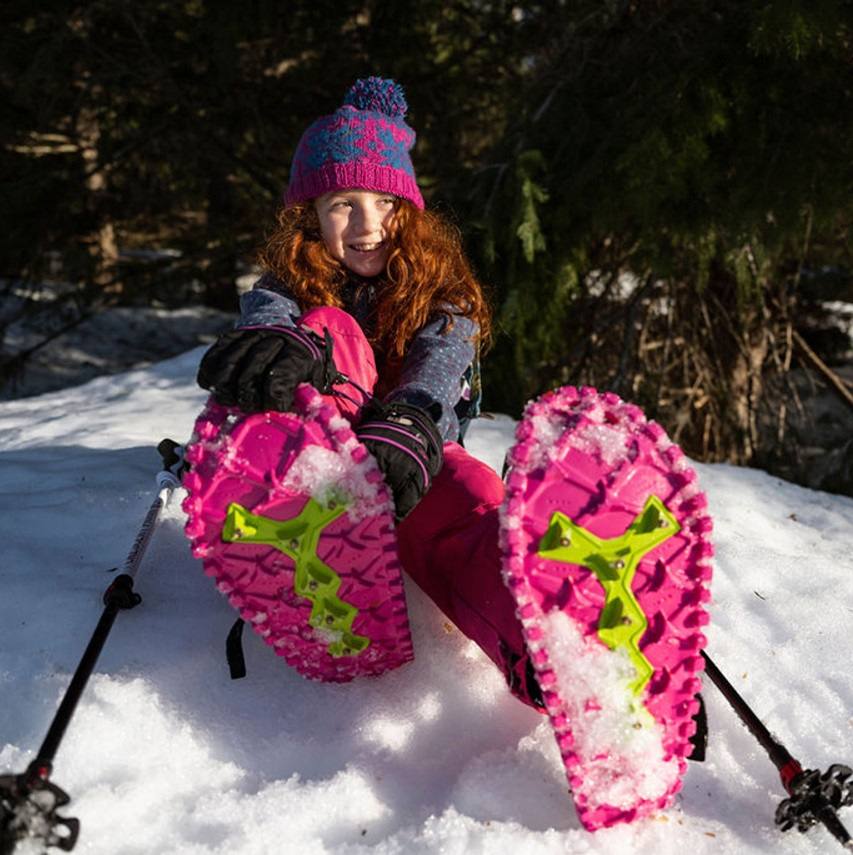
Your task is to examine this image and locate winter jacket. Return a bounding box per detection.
[238,274,481,442]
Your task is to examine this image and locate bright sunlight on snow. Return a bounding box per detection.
[1,348,852,854]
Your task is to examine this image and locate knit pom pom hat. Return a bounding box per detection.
[285,77,424,209]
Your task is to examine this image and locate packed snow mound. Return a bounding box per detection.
[0,347,851,853]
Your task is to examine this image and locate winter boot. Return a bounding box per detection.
[500,386,713,829]
[182,385,413,681]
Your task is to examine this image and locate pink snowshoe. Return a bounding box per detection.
[501,386,713,830]
[181,385,414,681]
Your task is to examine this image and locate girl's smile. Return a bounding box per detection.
[315,190,397,278]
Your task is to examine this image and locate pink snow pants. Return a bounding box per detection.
[299,307,538,708]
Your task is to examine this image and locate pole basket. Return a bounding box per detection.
[0,764,79,853]
[776,764,853,850]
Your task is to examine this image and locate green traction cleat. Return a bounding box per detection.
[222,499,370,657]
[537,495,679,696]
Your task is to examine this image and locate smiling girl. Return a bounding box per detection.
[189,77,711,831]
[194,76,526,697]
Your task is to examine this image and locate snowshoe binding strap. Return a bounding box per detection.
[226,618,247,680]
[687,693,708,762]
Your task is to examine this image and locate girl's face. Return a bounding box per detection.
[314,190,397,278]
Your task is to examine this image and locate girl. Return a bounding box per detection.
[188,77,712,830]
[196,76,542,709]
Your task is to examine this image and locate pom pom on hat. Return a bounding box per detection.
[344,77,409,117]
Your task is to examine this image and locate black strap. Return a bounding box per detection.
[226,618,247,679]
[688,692,709,761]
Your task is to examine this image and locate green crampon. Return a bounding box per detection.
[222,499,370,657]
[537,495,679,696]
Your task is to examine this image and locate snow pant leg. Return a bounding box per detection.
[297,306,378,422]
[396,442,542,710]
[292,310,540,708]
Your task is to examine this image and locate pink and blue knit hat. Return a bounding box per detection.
[285,77,425,210]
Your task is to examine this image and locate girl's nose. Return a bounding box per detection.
[353,202,382,234]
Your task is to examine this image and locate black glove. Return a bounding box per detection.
[355,401,444,521]
[197,325,338,413]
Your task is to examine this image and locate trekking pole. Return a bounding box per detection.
[0,440,183,855]
[702,651,853,851]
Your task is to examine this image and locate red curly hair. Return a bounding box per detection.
[256,200,491,359]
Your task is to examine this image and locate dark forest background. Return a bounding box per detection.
[2,1,853,492]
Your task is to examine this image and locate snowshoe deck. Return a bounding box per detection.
[182,385,413,681]
[501,386,713,829]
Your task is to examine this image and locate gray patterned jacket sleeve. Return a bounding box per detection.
[237,277,301,329]
[384,312,477,442]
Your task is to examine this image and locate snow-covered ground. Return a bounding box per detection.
[0,283,232,400]
[1,349,851,854]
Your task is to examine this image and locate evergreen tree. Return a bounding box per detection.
[465,0,853,467]
[1,0,851,485]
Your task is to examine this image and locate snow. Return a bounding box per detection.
[571,421,630,466]
[281,443,378,521]
[0,299,232,401]
[819,300,853,348]
[1,348,852,854]
[528,412,567,458]
[278,407,391,523]
[539,612,679,810]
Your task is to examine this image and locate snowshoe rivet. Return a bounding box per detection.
[289,538,299,550]
[633,722,643,730]
[658,518,669,528]
[325,615,335,625]
[611,559,625,569]
[308,580,318,591]
[342,647,352,655]
[328,501,337,510]
[621,616,632,625]
[559,536,571,547]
